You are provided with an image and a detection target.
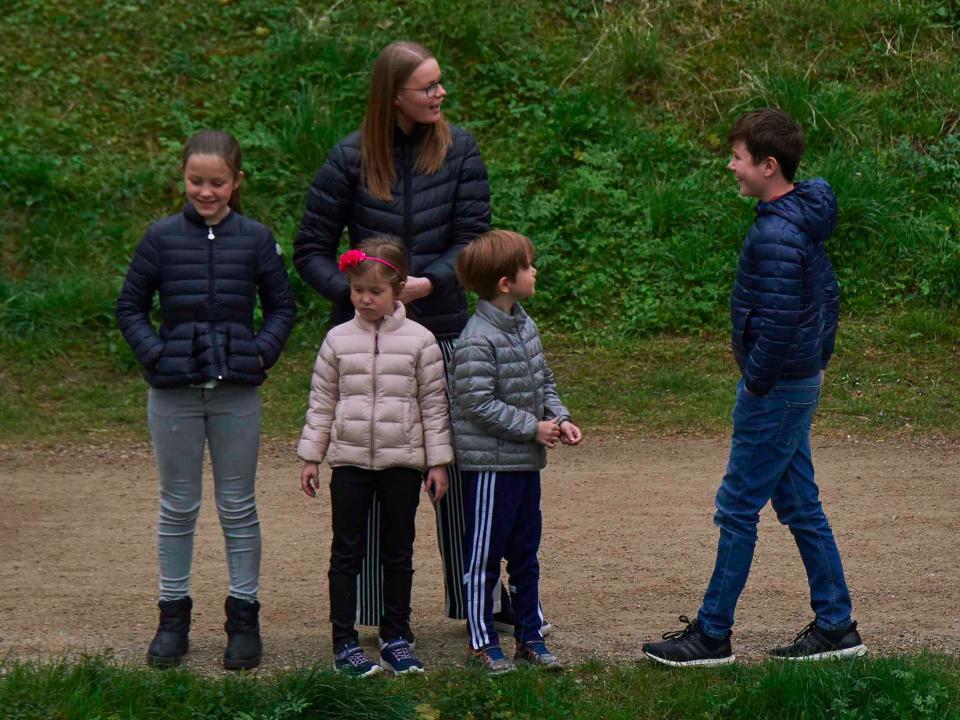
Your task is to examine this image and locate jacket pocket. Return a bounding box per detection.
[332,403,346,443]
[775,398,818,446]
[738,308,755,349]
[403,401,424,448]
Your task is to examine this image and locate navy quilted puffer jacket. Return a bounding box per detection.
[731,178,840,396]
[116,204,296,388]
[293,124,490,339]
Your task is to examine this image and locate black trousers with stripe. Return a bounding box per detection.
[356,336,474,624]
[329,465,421,647]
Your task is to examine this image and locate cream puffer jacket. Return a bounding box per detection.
[297,302,454,471]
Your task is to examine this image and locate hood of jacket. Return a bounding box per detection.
[756,177,837,245]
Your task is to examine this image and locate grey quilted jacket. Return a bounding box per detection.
[449,300,570,471]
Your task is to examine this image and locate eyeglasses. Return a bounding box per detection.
[399,78,445,99]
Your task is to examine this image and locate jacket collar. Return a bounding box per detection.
[183,202,236,231]
[353,301,407,332]
[475,299,526,332]
[394,123,426,148]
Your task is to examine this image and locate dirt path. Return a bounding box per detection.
[1,435,958,673]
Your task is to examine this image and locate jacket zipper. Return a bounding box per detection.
[369,329,379,468]
[517,322,537,411]
[207,225,224,380]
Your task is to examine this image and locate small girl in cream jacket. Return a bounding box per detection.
[299,236,452,677]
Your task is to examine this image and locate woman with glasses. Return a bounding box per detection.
[293,40,495,646]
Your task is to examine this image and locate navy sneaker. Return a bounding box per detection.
[468,644,515,675]
[642,615,735,668]
[378,632,416,650]
[379,638,424,675]
[333,641,382,678]
[515,639,563,671]
[770,620,867,661]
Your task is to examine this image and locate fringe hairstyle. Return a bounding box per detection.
[361,41,452,202]
[182,129,244,212]
[347,236,408,294]
[456,230,535,300]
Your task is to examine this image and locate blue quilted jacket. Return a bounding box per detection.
[116,204,296,388]
[731,178,840,396]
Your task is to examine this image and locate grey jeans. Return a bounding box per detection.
[148,384,261,602]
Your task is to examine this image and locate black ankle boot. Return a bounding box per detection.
[147,596,192,667]
[224,596,262,670]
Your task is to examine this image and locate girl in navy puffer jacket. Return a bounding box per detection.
[116,130,295,671]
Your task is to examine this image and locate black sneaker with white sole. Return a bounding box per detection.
[492,609,553,638]
[642,615,735,668]
[770,620,867,661]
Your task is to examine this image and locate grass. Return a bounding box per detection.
[2,654,959,719]
[2,0,960,340]
[2,0,959,445]
[2,308,959,445]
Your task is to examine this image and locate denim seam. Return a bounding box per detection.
[787,456,840,628]
[702,395,764,636]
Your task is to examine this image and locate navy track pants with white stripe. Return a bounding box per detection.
[463,470,544,650]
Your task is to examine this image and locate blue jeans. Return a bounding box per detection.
[697,375,853,639]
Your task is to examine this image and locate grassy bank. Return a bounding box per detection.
[2,0,959,342]
[2,654,959,719]
[2,309,958,444]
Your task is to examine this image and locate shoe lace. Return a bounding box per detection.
[475,645,506,663]
[344,648,370,667]
[387,642,413,661]
[662,615,696,641]
[792,621,817,644]
[523,640,549,655]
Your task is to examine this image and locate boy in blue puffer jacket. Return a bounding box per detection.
[643,108,866,667]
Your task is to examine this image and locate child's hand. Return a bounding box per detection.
[536,420,561,448]
[559,420,583,446]
[300,462,320,497]
[424,466,448,505]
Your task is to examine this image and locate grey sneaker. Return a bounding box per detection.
[468,644,515,675]
[515,639,563,671]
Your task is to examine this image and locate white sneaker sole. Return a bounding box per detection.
[332,660,383,677]
[775,644,868,661]
[380,659,425,675]
[644,651,736,668]
[492,621,552,637]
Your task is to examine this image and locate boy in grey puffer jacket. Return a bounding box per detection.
[450,230,582,673]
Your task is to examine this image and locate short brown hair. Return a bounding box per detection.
[456,230,535,300]
[729,108,805,182]
[346,236,408,293]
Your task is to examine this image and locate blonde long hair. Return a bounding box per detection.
[361,41,452,202]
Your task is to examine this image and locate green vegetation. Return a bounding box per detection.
[2,0,958,442]
[3,0,959,335]
[3,312,960,442]
[2,654,959,719]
